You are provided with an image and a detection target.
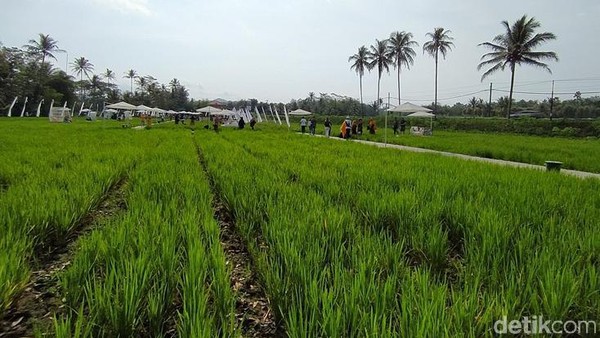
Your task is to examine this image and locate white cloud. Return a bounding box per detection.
[91,0,152,16]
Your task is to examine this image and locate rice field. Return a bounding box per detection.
[0,119,598,337]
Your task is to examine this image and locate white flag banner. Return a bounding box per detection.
[254,106,262,122]
[245,107,252,122]
[283,104,290,127]
[36,99,44,117]
[273,104,282,125]
[71,101,77,116]
[49,99,54,116]
[79,102,85,115]
[260,106,268,122]
[20,97,28,117]
[63,101,68,110]
[268,104,275,121]
[8,96,17,117]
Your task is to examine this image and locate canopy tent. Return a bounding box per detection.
[406,112,435,118]
[386,102,432,114]
[105,101,137,110]
[210,109,235,116]
[384,103,434,142]
[196,106,222,114]
[406,111,435,133]
[152,107,166,114]
[288,108,312,116]
[136,104,153,112]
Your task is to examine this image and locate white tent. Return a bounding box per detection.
[196,106,222,114]
[136,104,152,112]
[211,109,235,116]
[387,102,432,114]
[105,101,137,110]
[288,108,312,116]
[406,112,435,133]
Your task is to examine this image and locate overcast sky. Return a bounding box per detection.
[1,0,599,105]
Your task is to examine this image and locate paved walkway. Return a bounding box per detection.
[303,133,600,180]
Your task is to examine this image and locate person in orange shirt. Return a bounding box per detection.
[368,117,377,134]
[340,120,347,138]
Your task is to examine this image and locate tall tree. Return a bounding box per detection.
[423,28,454,113]
[367,39,392,112]
[478,15,558,118]
[388,31,418,105]
[24,33,64,65]
[124,69,137,93]
[71,57,94,98]
[348,46,369,116]
[103,68,115,86]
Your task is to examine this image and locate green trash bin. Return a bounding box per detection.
[545,161,563,172]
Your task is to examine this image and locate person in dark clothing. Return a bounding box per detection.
[238,117,245,129]
[250,118,256,130]
[213,116,220,132]
[351,120,357,135]
[309,117,316,135]
[393,117,399,135]
[357,118,363,135]
[175,114,180,125]
[400,118,407,134]
[324,118,332,137]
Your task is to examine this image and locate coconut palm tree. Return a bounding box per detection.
[423,28,454,113]
[24,33,65,65]
[71,57,94,98]
[478,15,558,118]
[124,69,137,93]
[367,39,393,112]
[388,31,418,105]
[103,69,115,86]
[348,46,369,116]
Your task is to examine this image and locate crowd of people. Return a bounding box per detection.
[299,116,406,139]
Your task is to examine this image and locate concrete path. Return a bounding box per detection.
[303,133,600,180]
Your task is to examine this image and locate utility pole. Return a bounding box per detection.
[549,80,555,120]
[488,82,493,117]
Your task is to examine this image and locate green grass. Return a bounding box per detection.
[1,118,598,337]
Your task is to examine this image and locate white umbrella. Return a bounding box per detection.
[105,101,137,110]
[288,108,312,116]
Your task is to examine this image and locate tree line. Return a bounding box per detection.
[0,34,195,115]
[348,15,561,118]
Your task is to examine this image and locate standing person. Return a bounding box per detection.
[344,116,352,139]
[368,117,377,134]
[340,120,347,138]
[393,117,399,136]
[357,118,363,135]
[300,117,307,133]
[213,116,220,132]
[238,116,245,129]
[400,117,407,134]
[324,117,332,137]
[351,119,358,135]
[250,117,256,130]
[309,117,316,135]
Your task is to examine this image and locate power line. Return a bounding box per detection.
[493,89,600,96]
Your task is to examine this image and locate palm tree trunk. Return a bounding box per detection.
[434,51,438,113]
[130,78,133,93]
[397,62,401,105]
[359,74,363,117]
[507,65,515,119]
[377,74,381,113]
